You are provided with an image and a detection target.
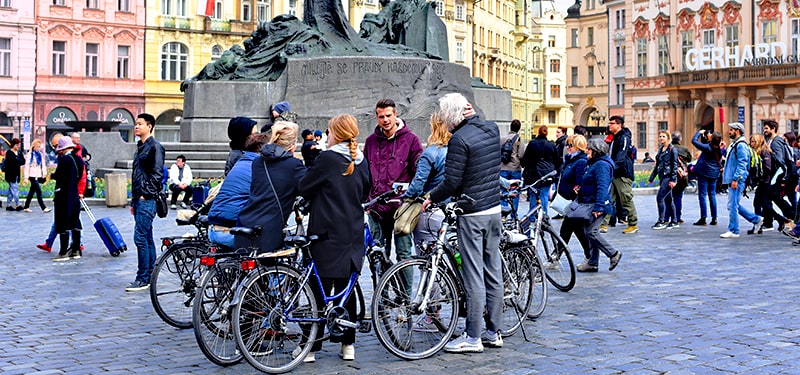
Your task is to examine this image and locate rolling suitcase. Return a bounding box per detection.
[192,182,210,205]
[80,199,127,257]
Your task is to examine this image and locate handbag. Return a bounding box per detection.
[550,193,572,215]
[564,201,594,222]
[393,197,423,235]
[37,177,46,184]
[155,189,169,218]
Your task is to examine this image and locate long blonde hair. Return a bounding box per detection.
[750,133,770,155]
[328,114,360,176]
[269,121,298,150]
[30,138,43,151]
[427,112,451,147]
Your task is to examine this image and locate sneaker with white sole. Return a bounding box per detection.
[339,344,355,361]
[753,217,764,234]
[413,316,439,333]
[720,231,740,239]
[291,346,316,363]
[125,280,150,292]
[480,331,503,348]
[444,332,483,353]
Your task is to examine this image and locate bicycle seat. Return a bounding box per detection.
[196,215,209,227]
[284,234,319,248]
[230,226,262,239]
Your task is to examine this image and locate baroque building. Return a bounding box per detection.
[0,0,36,147]
[34,0,146,145]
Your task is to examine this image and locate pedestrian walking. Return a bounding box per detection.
[649,131,679,230]
[4,138,25,211]
[601,116,639,234]
[691,129,722,226]
[50,136,85,261]
[23,139,50,213]
[720,122,763,238]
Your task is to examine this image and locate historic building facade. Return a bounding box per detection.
[34,0,146,145]
[0,1,37,147]
[628,0,800,155]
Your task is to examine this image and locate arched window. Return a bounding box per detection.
[161,42,188,81]
[211,45,223,61]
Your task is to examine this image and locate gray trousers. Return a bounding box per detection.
[456,212,504,338]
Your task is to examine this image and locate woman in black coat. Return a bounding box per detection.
[298,114,371,362]
[51,137,85,261]
[521,125,558,213]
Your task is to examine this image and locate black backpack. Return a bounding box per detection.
[500,135,518,164]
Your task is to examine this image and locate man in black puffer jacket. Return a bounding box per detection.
[424,93,503,353]
[603,115,639,234]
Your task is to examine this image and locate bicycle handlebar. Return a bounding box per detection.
[362,186,404,209]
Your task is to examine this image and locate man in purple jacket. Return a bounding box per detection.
[364,98,423,266]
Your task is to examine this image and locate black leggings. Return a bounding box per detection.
[306,276,357,351]
[24,177,46,210]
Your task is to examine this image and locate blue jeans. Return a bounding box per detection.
[529,184,551,216]
[500,170,521,211]
[727,183,761,234]
[209,225,235,249]
[696,176,717,219]
[655,179,675,222]
[6,182,19,206]
[133,198,157,284]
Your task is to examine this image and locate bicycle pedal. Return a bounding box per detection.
[358,321,372,333]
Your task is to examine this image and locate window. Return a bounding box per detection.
[118,0,130,12]
[657,35,669,76]
[213,1,222,19]
[533,78,539,93]
[571,29,578,48]
[681,31,693,71]
[637,122,647,149]
[0,38,9,77]
[85,43,99,77]
[726,25,739,51]
[616,45,625,66]
[588,66,594,86]
[211,45,223,61]
[658,121,668,132]
[1,0,10,6]
[117,45,130,78]
[455,41,464,62]
[52,41,66,76]
[615,9,626,30]
[548,110,556,124]
[242,0,251,21]
[615,82,625,105]
[288,0,296,15]
[455,1,465,20]
[792,19,800,58]
[435,0,444,16]
[570,66,578,86]
[636,38,647,77]
[86,0,99,9]
[161,42,188,81]
[702,28,715,48]
[162,0,172,15]
[587,27,594,46]
[53,0,66,5]
[549,59,560,73]
[548,35,556,48]
[550,85,560,99]
[257,0,270,22]
[175,0,187,16]
[762,20,777,44]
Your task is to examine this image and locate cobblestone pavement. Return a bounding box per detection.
[1,193,798,374]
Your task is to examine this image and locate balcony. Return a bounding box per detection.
[665,64,800,88]
[160,16,191,29]
[203,17,232,32]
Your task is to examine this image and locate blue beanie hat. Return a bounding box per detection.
[274,101,290,114]
[314,130,323,137]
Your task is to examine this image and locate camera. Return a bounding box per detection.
[700,129,710,143]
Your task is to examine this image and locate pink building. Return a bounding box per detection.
[35,0,145,146]
[0,0,36,148]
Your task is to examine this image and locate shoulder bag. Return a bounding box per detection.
[549,173,571,215]
[564,201,593,222]
[394,197,423,235]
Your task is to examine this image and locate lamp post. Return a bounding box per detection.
[590,111,606,128]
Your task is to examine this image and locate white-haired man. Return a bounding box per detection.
[423,93,504,353]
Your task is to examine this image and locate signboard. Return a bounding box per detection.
[738,107,745,124]
[23,120,31,133]
[685,42,799,71]
[107,108,134,125]
[46,107,78,125]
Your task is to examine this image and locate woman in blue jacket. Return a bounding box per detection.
[691,130,722,226]
[557,135,589,260]
[576,138,622,273]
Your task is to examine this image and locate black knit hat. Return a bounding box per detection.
[228,116,257,150]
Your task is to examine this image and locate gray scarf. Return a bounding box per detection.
[329,142,364,165]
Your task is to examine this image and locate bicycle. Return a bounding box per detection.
[227,188,400,373]
[371,195,539,360]
[504,170,577,294]
[149,206,213,329]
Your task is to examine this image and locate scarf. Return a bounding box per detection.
[32,151,42,166]
[329,142,364,165]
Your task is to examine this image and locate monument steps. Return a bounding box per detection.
[96,142,231,180]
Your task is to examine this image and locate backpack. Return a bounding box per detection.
[500,134,519,164]
[734,140,764,187]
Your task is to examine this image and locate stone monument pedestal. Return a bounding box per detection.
[182,56,509,142]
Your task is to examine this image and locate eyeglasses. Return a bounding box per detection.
[566,143,574,147]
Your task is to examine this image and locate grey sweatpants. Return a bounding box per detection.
[456,212,504,338]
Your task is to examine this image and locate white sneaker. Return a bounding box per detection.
[444,332,483,353]
[480,330,503,348]
[753,217,764,233]
[339,344,355,361]
[720,231,740,238]
[291,346,315,363]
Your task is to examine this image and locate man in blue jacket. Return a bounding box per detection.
[721,122,763,238]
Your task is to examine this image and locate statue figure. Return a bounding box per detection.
[359,0,394,43]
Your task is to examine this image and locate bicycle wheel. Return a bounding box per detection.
[232,265,318,374]
[149,242,205,328]
[498,246,534,337]
[192,260,244,366]
[536,225,576,292]
[526,242,548,319]
[372,258,459,360]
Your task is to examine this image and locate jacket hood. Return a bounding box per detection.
[618,127,632,139]
[260,143,295,162]
[372,118,410,139]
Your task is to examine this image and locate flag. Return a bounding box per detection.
[197,0,214,16]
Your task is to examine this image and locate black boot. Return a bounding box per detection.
[710,217,718,225]
[693,218,706,226]
[53,233,72,261]
[70,230,82,259]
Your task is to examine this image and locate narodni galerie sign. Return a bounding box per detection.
[685,42,799,71]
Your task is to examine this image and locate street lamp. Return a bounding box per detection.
[590,111,606,128]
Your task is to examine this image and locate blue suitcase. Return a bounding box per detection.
[192,184,210,205]
[81,200,127,257]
